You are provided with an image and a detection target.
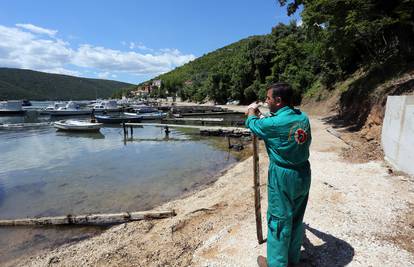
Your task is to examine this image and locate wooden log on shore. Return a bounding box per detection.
[0,210,176,226]
[125,123,251,137]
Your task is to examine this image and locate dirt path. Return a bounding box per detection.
[7,111,414,267]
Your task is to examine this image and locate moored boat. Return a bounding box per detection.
[133,106,159,113]
[91,100,122,112]
[124,111,167,120]
[0,100,26,115]
[45,101,92,116]
[54,120,102,132]
[95,114,142,124]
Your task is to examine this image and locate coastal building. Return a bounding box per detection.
[152,79,162,88]
[130,80,162,97]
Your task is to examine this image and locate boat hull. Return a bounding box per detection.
[47,110,92,116]
[93,108,123,113]
[54,120,102,132]
[124,112,167,120]
[95,115,142,124]
[0,110,26,115]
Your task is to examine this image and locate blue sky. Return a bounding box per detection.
[0,0,300,84]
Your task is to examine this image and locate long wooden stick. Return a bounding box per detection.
[253,134,265,244]
[0,210,176,226]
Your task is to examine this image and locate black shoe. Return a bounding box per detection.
[257,255,268,267]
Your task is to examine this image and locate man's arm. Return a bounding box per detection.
[245,112,273,140]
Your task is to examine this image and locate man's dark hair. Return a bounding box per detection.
[268,82,293,106]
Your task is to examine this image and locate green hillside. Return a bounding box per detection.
[0,68,134,100]
[141,0,414,111]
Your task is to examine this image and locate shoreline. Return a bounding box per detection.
[5,104,414,266]
[6,133,264,267]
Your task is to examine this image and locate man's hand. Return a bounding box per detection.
[246,102,261,116]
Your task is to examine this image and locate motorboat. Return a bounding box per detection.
[54,120,102,132]
[22,100,32,106]
[124,111,167,120]
[40,102,67,114]
[133,105,159,113]
[43,101,92,116]
[95,114,142,124]
[0,100,26,115]
[91,100,122,112]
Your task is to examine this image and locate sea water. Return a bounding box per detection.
[0,112,247,263]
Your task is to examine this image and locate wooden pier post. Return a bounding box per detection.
[164,126,170,137]
[253,134,265,244]
[122,122,127,138]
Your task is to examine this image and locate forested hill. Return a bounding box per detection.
[146,0,414,107]
[0,68,133,100]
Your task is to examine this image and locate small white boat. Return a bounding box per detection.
[54,120,102,132]
[0,100,26,115]
[91,100,122,112]
[40,102,66,114]
[44,101,92,116]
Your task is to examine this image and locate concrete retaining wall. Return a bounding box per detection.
[381,95,414,176]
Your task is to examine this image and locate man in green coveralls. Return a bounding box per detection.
[245,82,311,267]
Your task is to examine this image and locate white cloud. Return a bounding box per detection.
[40,67,81,76]
[16,23,57,36]
[0,25,73,73]
[128,41,154,52]
[97,71,110,79]
[0,24,196,80]
[72,44,195,75]
[137,44,153,51]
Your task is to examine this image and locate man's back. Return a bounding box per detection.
[246,106,311,168]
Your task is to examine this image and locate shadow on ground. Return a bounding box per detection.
[321,115,359,132]
[301,224,355,267]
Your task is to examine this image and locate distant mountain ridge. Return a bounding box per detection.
[0,68,134,100]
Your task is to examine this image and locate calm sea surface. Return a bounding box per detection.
[0,107,247,263]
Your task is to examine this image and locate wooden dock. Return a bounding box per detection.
[162,117,244,126]
[165,117,224,122]
[125,123,251,137]
[177,111,243,117]
[159,105,226,113]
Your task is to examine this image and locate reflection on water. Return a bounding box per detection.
[0,115,244,263]
[55,131,106,139]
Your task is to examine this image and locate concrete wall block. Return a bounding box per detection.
[397,104,414,174]
[381,96,414,176]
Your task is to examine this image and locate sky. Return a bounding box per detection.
[0,0,300,84]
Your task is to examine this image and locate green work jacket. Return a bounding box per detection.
[245,106,311,168]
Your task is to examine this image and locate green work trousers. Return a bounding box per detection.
[267,162,311,267]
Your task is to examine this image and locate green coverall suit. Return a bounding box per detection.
[246,106,311,267]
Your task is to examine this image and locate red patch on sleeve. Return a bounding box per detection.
[294,128,308,144]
